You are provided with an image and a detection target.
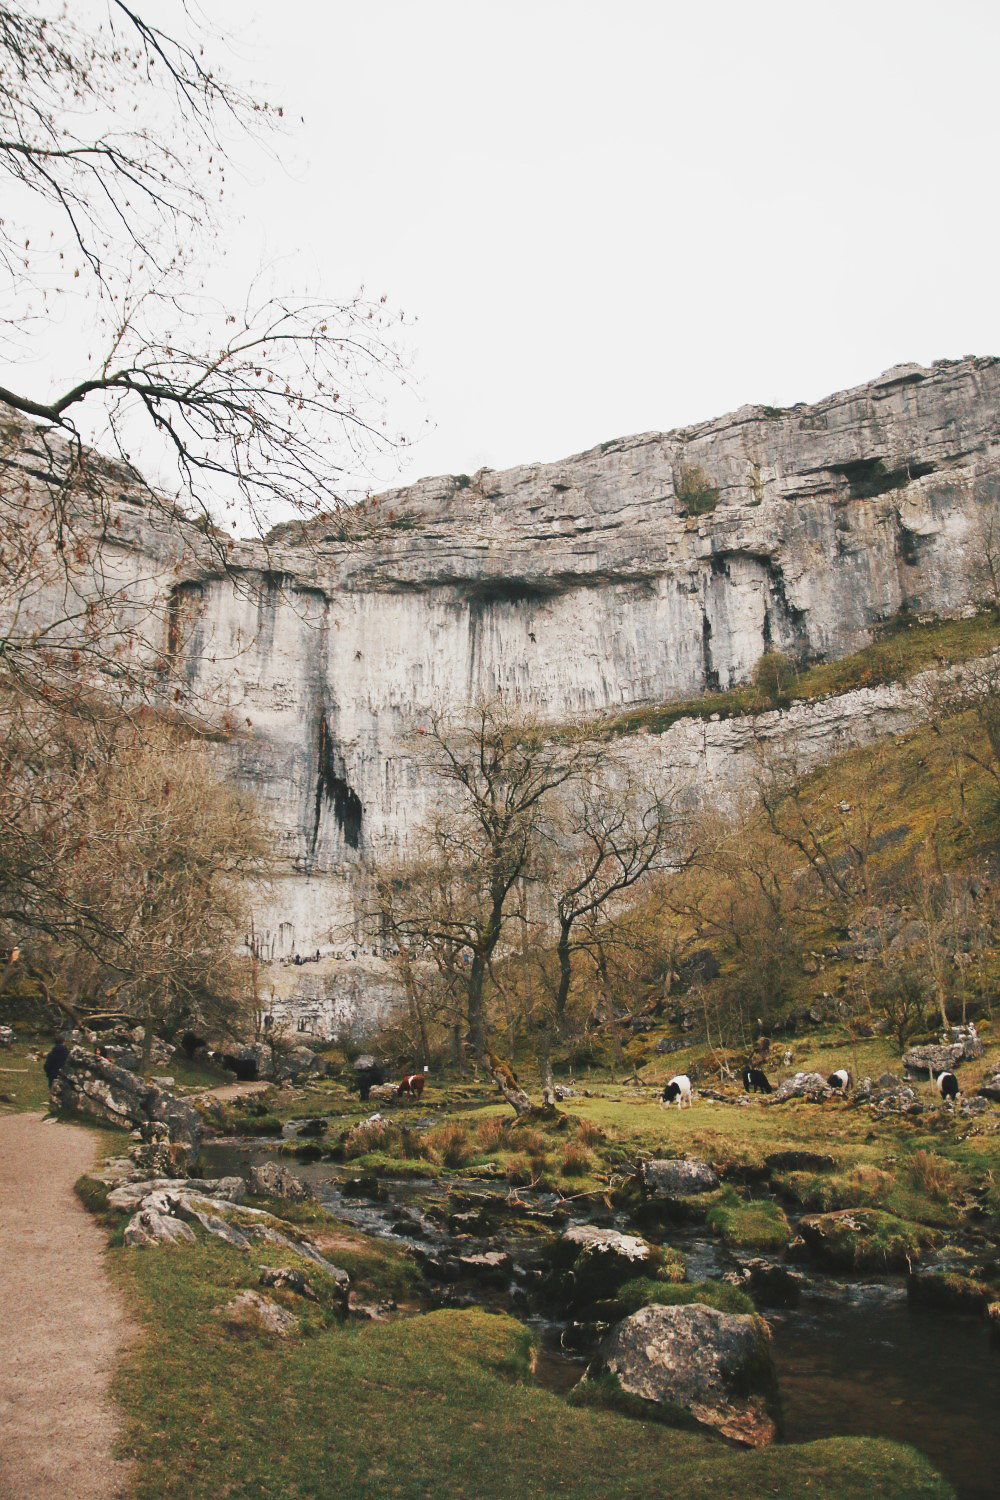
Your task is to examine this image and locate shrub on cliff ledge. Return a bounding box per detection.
[675,465,720,517]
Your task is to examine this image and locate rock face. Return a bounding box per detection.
[592,1302,780,1446]
[14,357,1000,1033]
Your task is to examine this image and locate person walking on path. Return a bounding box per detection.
[43,1037,69,1090]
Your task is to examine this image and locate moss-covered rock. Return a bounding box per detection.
[796,1210,937,1272]
[907,1271,993,1315]
[705,1190,791,1251]
[587,1302,780,1447]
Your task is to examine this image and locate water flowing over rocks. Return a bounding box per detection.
[589,1302,780,1447]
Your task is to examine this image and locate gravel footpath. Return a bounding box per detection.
[0,1112,133,1499]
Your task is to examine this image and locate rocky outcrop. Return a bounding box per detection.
[52,1048,202,1165]
[589,1302,780,1446]
[768,1071,834,1102]
[247,1163,313,1202]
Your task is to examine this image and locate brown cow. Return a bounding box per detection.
[396,1073,426,1100]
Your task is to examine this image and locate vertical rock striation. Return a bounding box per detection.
[7,357,1000,1030]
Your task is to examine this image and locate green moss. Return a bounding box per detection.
[705,1189,791,1251]
[799,1209,939,1272]
[616,1277,756,1317]
[567,1370,702,1430]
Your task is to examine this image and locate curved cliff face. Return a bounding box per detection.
[12,357,1000,1028]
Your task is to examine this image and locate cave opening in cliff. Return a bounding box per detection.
[312,712,362,852]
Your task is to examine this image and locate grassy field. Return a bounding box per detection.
[0,1034,56,1114]
[104,1239,952,1500]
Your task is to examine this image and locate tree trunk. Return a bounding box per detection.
[467,952,487,1057]
[398,943,431,1066]
[555,919,573,1023]
[537,1029,556,1108]
[483,1051,534,1116]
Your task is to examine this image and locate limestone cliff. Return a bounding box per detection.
[8,356,1000,1033]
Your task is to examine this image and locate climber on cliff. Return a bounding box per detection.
[43,1036,70,1089]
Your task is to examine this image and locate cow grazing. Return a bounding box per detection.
[355,1062,385,1102]
[743,1067,773,1094]
[827,1069,851,1092]
[397,1072,426,1100]
[660,1074,692,1109]
[936,1070,960,1102]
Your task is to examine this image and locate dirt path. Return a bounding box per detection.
[193,1079,271,1102]
[0,1113,133,1499]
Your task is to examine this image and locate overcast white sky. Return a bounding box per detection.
[16,1,1000,500]
[200,0,999,490]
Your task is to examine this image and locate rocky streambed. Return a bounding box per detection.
[201,1137,1000,1500]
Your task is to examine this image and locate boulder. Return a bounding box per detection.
[591,1302,779,1447]
[729,1258,804,1307]
[902,1043,964,1079]
[796,1210,932,1272]
[123,1208,197,1247]
[221,1289,299,1338]
[907,1271,992,1315]
[554,1225,652,1303]
[247,1162,313,1202]
[768,1071,832,1103]
[258,1265,319,1302]
[0,1025,14,1048]
[978,1072,1000,1103]
[641,1157,719,1197]
[52,1048,202,1165]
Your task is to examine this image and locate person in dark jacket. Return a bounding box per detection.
[43,1038,70,1088]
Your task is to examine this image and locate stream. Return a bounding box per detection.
[203,1138,1000,1500]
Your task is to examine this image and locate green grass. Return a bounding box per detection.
[0,1035,55,1113]
[107,1237,953,1499]
[616,1277,756,1317]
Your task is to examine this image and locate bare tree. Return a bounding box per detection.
[0,706,270,1065]
[544,770,679,1030]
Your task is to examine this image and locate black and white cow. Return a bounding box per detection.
[827,1069,851,1092]
[743,1067,774,1094]
[936,1070,960,1102]
[660,1074,693,1109]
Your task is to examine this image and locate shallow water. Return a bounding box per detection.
[768,1285,1000,1500]
[202,1140,999,1499]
